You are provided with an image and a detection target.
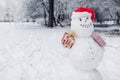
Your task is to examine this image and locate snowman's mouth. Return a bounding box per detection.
[80,23,92,28]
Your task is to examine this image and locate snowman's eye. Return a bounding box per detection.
[86,17,88,19]
[79,18,82,21]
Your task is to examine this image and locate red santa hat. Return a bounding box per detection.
[71,7,95,22]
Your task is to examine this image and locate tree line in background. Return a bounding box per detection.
[23,0,120,27]
[0,0,120,27]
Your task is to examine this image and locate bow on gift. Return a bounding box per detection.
[61,31,75,48]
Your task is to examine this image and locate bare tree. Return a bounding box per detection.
[23,0,44,21]
[116,11,120,25]
[114,0,120,5]
[48,0,54,27]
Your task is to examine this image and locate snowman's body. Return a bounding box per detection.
[69,8,104,80]
[70,37,103,70]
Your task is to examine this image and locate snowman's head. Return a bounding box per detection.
[71,7,95,37]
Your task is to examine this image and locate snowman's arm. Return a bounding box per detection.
[91,33,106,47]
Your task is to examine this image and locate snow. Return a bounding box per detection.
[0,22,120,80]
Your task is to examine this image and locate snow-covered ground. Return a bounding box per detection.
[0,22,120,80]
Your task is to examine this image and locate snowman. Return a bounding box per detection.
[61,7,106,80]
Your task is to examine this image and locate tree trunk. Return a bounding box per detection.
[116,11,120,25]
[43,7,47,26]
[48,0,54,27]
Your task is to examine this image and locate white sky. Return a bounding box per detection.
[0,0,25,20]
[0,0,6,7]
[0,0,24,8]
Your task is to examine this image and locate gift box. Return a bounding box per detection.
[61,31,75,48]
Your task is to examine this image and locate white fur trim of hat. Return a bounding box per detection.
[71,11,92,19]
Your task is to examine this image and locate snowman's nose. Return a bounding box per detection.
[85,19,87,22]
[84,19,87,23]
[85,17,88,22]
